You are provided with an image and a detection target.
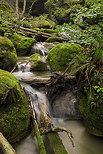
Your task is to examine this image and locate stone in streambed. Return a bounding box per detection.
[30,53,47,71]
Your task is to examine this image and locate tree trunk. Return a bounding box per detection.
[21,0,27,19]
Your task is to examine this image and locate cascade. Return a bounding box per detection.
[12,44,103,154]
[31,42,55,56]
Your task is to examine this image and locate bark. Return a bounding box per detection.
[20,77,50,85]
[16,0,19,20]
[19,26,68,41]
[4,21,69,42]
[0,132,16,154]
[21,0,27,19]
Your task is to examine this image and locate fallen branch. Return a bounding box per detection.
[5,22,69,42]
[11,64,17,73]
[29,97,46,154]
[0,132,16,154]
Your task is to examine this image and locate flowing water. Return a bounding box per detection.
[13,43,103,154]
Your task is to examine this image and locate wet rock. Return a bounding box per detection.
[52,90,81,119]
[30,53,47,71]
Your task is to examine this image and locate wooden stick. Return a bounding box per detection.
[29,98,46,154]
[0,132,16,154]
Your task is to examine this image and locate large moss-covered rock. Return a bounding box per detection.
[79,85,103,136]
[30,53,47,71]
[0,69,30,143]
[78,60,103,136]
[0,36,17,71]
[10,33,37,55]
[47,43,83,71]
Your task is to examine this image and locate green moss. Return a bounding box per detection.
[10,33,37,55]
[30,53,47,71]
[0,36,17,71]
[30,19,51,28]
[47,43,83,71]
[30,15,56,29]
[79,66,103,136]
[46,37,59,43]
[36,130,46,154]
[0,69,30,142]
[40,28,56,34]
[79,93,103,136]
[44,133,68,154]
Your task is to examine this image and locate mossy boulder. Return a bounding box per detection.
[10,33,37,55]
[47,43,83,71]
[79,86,103,136]
[0,36,17,71]
[0,69,30,143]
[30,53,47,71]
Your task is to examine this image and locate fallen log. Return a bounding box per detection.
[0,132,16,154]
[20,77,50,85]
[5,22,69,42]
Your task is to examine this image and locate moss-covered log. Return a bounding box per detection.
[44,133,68,154]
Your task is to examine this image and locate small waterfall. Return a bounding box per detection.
[31,42,55,56]
[22,83,52,125]
[18,62,30,72]
[13,57,35,81]
[31,42,46,56]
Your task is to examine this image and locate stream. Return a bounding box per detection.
[13,43,103,154]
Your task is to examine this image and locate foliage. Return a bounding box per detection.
[30,15,56,28]
[44,0,71,24]
[55,23,101,46]
[0,2,15,23]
